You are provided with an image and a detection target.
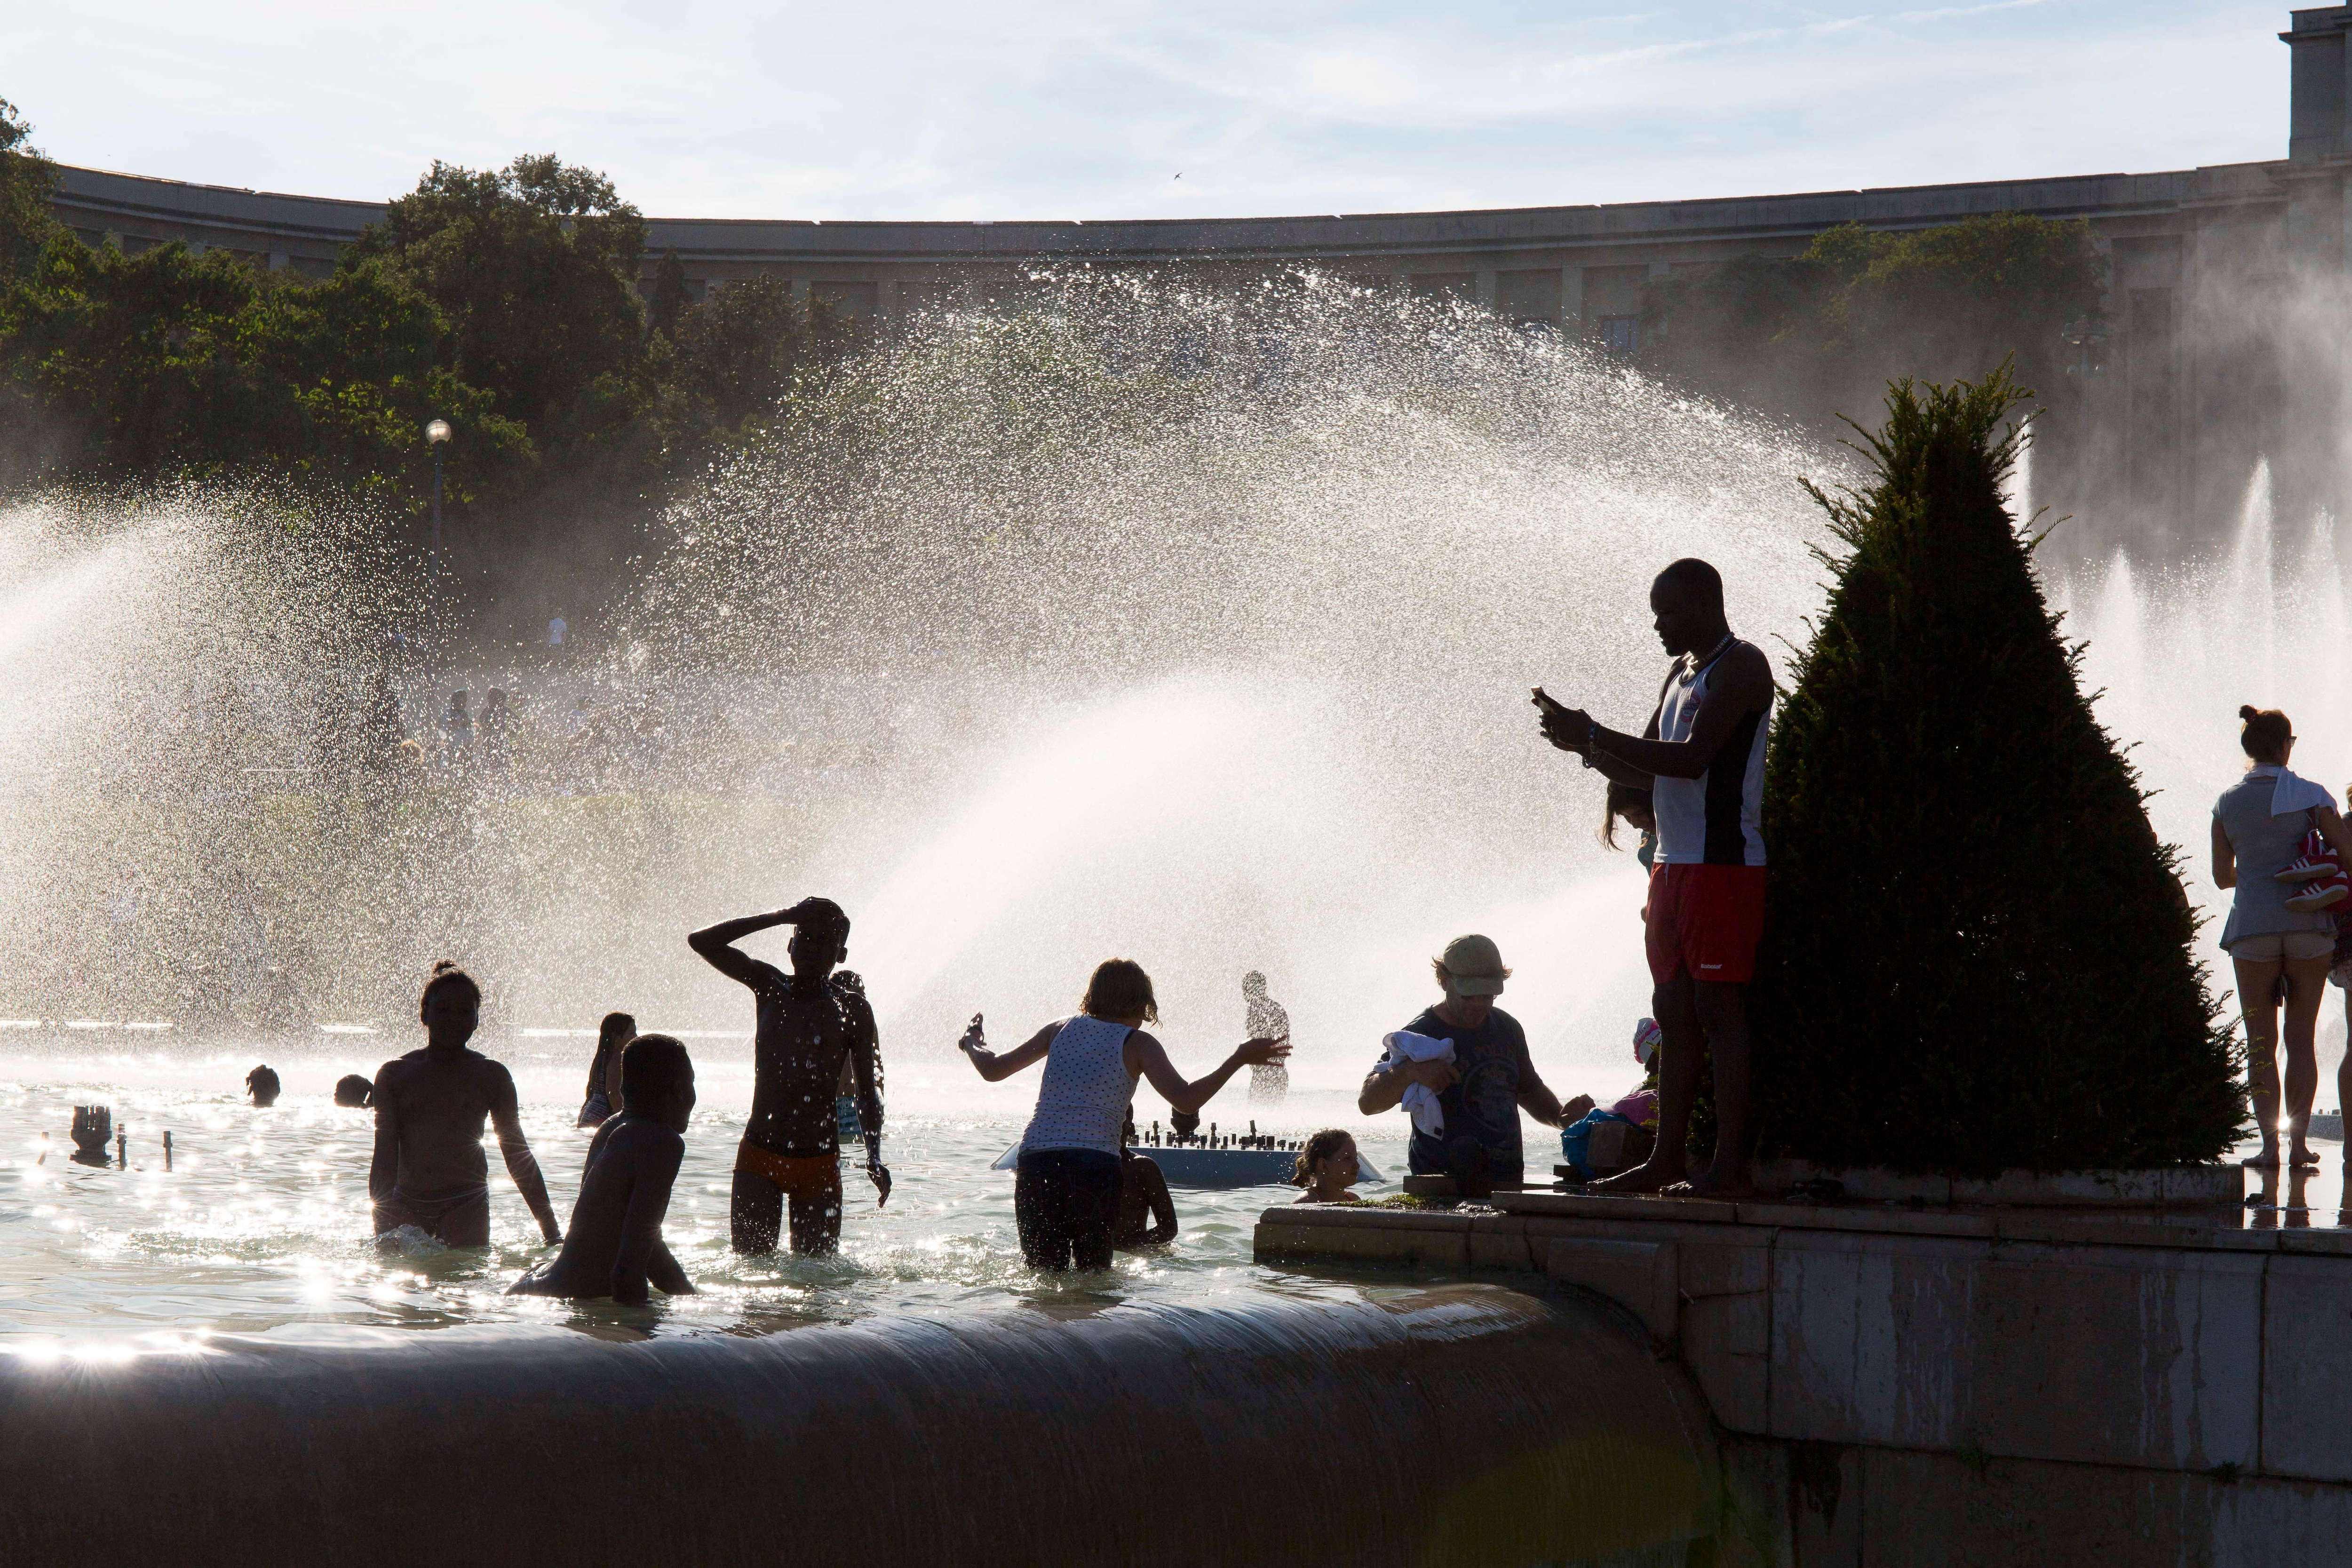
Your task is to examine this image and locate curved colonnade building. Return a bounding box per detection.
[45,5,2352,554]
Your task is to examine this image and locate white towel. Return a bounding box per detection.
[2273,768,2337,818]
[1381,1030,1455,1138]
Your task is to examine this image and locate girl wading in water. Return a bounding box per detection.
[2212,705,2352,1169]
[577,1011,635,1127]
[960,958,1288,1271]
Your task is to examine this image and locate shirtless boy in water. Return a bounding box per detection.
[511,1035,697,1304]
[368,962,562,1248]
[689,898,886,1255]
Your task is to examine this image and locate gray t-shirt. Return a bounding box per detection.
[2213,767,2333,946]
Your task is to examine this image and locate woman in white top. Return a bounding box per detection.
[960,957,1288,1270]
[2212,705,2352,1168]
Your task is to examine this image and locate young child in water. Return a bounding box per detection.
[1292,1129,1364,1204]
[510,1035,698,1305]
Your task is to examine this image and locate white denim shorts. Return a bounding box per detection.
[2228,930,2336,963]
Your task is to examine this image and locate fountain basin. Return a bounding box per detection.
[0,1284,1718,1567]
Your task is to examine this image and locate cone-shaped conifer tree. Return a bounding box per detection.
[1751,369,2242,1175]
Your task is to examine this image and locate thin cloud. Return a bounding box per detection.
[8,0,2288,221]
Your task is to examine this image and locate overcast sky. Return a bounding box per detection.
[12,1,2290,221]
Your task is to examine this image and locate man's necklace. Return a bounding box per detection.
[1681,631,1737,685]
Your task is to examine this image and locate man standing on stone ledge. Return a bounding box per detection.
[1535,557,1772,1199]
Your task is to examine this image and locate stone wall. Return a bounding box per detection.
[1256,1192,2352,1564]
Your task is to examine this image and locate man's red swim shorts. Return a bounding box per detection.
[1645,863,1767,985]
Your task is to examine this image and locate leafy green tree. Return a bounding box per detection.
[648,250,688,342]
[668,276,811,431]
[1751,369,2241,1174]
[350,155,649,452]
[0,233,523,501]
[0,98,59,284]
[1642,215,2103,438]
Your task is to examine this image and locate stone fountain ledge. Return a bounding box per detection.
[1257,1176,2352,1563]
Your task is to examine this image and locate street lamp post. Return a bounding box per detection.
[424,418,451,690]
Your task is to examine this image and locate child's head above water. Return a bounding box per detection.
[619,1035,696,1133]
[1293,1129,1360,1194]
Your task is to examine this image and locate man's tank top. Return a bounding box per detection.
[1653,637,1769,867]
[1020,1016,1137,1155]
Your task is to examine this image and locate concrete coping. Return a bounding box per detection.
[1259,1189,2352,1257]
[1747,1159,2245,1207]
[1407,1163,2241,1207]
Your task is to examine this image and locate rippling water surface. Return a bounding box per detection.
[0,1036,1449,1346]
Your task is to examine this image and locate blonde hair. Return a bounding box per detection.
[1292,1128,1354,1186]
[1081,958,1159,1024]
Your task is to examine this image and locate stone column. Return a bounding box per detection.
[2278,5,2352,525]
[1560,266,1583,333]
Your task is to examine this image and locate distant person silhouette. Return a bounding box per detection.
[367,962,562,1249]
[357,667,405,791]
[477,688,512,774]
[333,1074,373,1108]
[441,690,474,761]
[245,1065,281,1107]
[1243,972,1288,1105]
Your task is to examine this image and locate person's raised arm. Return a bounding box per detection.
[611,1129,686,1305]
[959,1014,1057,1082]
[1138,1160,1177,1247]
[366,1064,401,1207]
[687,901,814,987]
[1538,678,1668,788]
[488,1066,561,1245]
[1550,646,1770,781]
[2212,815,2237,890]
[1129,1031,1288,1115]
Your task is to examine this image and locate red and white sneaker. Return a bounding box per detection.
[2289,867,2352,912]
[2286,825,2352,910]
[2277,827,2346,890]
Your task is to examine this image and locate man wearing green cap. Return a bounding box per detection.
[1358,934,1590,1192]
